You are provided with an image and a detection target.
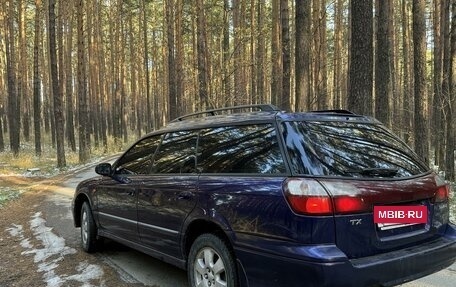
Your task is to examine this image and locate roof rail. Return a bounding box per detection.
[310,109,356,115]
[172,104,281,122]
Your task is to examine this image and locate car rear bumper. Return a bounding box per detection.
[234,223,456,287]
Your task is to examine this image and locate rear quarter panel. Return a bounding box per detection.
[197,176,336,247]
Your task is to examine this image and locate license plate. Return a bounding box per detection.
[373,205,428,224]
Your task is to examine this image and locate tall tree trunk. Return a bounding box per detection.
[128,9,139,138]
[402,0,413,146]
[175,0,184,113]
[151,29,161,127]
[41,31,51,136]
[33,0,42,156]
[196,0,210,110]
[118,5,128,143]
[313,0,328,110]
[440,0,449,168]
[111,2,121,146]
[433,0,443,167]
[375,0,391,126]
[96,2,107,151]
[77,0,89,163]
[233,0,247,104]
[295,0,311,111]
[271,0,282,106]
[443,0,453,180]
[250,0,256,104]
[18,0,29,142]
[348,0,373,115]
[0,4,4,152]
[49,0,66,167]
[87,0,97,148]
[320,1,328,110]
[412,0,429,164]
[91,1,102,149]
[65,2,76,152]
[44,1,56,148]
[223,0,231,103]
[141,0,152,132]
[280,0,291,111]
[166,0,177,120]
[256,0,265,104]
[447,0,456,181]
[5,0,20,155]
[332,0,344,109]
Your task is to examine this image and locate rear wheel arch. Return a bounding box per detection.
[183,219,235,260]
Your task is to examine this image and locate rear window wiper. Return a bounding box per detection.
[344,168,399,177]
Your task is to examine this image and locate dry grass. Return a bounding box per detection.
[0,148,79,175]
[0,134,135,175]
[0,134,135,206]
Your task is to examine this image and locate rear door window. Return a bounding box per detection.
[198,124,285,174]
[282,121,428,178]
[152,131,198,174]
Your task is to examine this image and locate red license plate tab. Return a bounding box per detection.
[373,205,427,224]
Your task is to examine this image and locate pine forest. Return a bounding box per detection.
[0,0,455,181]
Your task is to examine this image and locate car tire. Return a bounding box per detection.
[80,201,99,253]
[188,233,238,287]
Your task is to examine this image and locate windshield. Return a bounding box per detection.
[282,121,429,178]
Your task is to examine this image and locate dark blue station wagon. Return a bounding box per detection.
[72,104,456,287]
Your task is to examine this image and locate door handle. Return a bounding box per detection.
[177,191,194,200]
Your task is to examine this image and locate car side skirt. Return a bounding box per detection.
[97,229,186,270]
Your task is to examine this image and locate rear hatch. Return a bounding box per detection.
[319,175,449,258]
[281,117,451,258]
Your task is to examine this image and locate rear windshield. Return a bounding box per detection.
[282,121,429,178]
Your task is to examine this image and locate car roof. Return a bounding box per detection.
[145,105,380,136]
[161,111,279,133]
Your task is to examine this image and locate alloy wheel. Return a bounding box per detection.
[193,247,227,287]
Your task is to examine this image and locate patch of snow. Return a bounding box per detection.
[6,212,104,287]
[6,224,23,237]
[38,261,60,273]
[5,224,35,253]
[20,238,33,249]
[65,261,105,285]
[27,212,76,263]
[42,270,62,287]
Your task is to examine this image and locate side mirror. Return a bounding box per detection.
[95,163,112,176]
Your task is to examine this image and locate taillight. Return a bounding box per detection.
[284,179,370,215]
[284,179,333,215]
[333,196,368,213]
[433,174,450,203]
[433,185,450,203]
